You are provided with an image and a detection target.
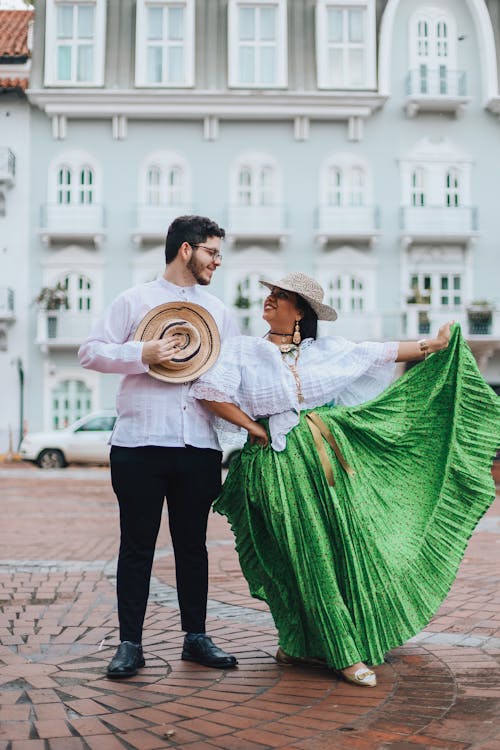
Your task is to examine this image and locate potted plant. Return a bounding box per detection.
[234,282,251,310]
[34,283,69,311]
[467,300,493,335]
[34,283,69,339]
[406,281,431,305]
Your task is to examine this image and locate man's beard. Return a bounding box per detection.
[187,254,210,285]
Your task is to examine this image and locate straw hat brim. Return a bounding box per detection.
[259,278,337,321]
[133,301,221,383]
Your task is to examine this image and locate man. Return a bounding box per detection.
[78,215,240,678]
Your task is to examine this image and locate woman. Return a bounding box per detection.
[191,273,500,687]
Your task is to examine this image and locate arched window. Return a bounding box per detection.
[58,272,93,312]
[144,161,186,206]
[417,20,428,57]
[167,166,183,204]
[146,166,161,205]
[237,167,252,206]
[326,165,366,207]
[52,155,98,206]
[79,166,94,204]
[51,379,92,429]
[236,162,276,206]
[409,8,457,95]
[445,169,460,207]
[411,168,426,207]
[325,275,365,313]
[57,166,72,204]
[326,167,342,207]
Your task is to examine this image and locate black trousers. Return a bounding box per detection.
[110,444,222,643]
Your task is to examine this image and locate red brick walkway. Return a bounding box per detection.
[1,466,500,750]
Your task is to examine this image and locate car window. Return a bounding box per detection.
[76,416,116,432]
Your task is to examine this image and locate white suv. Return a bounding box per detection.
[19,411,116,469]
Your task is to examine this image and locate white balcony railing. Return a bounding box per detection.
[132,204,193,243]
[405,69,469,116]
[316,205,380,242]
[400,206,478,240]
[36,310,94,349]
[403,305,500,339]
[0,287,15,321]
[0,147,15,186]
[40,204,105,245]
[227,204,286,240]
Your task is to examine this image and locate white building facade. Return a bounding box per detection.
[15,0,500,440]
[0,9,33,453]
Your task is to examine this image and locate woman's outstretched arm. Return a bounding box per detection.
[395,321,453,363]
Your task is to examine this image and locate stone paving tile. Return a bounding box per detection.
[1,470,500,749]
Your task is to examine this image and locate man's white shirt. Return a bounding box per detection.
[78,277,240,449]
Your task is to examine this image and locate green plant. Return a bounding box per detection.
[234,282,251,310]
[34,283,69,311]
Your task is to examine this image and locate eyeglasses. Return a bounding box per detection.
[191,244,223,262]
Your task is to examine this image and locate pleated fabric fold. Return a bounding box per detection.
[214,326,500,668]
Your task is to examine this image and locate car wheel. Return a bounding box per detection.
[36,449,67,469]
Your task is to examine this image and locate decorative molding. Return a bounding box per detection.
[203,115,219,141]
[293,116,310,141]
[28,89,387,124]
[51,114,67,140]
[347,116,363,142]
[112,115,127,140]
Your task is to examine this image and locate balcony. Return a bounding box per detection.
[404,69,470,117]
[403,304,500,339]
[315,205,381,246]
[226,204,287,246]
[39,203,105,247]
[132,204,193,245]
[36,310,94,351]
[400,206,478,246]
[0,287,15,322]
[0,148,15,187]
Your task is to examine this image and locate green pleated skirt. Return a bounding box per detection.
[214,327,500,668]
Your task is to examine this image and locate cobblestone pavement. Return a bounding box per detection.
[1,465,500,750]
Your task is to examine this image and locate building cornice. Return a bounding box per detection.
[27,88,387,120]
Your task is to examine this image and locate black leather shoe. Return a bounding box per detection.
[181,635,238,668]
[106,641,145,679]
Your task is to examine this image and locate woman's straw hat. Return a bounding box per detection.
[260,272,337,321]
[134,301,220,383]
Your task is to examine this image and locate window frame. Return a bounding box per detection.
[316,0,376,90]
[228,0,288,89]
[135,0,195,88]
[44,0,107,86]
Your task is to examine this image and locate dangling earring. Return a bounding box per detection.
[292,320,301,346]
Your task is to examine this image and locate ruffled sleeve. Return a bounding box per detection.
[191,336,244,406]
[330,339,399,406]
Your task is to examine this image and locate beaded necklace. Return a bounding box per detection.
[264,331,305,403]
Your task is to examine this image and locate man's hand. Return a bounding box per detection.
[141,336,180,365]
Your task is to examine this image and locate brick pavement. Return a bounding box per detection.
[0,465,500,750]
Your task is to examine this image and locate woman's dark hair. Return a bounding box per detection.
[296,297,318,340]
[165,215,225,263]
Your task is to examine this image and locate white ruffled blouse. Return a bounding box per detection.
[190,335,399,451]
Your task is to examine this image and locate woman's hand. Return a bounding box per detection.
[435,321,454,351]
[247,421,269,448]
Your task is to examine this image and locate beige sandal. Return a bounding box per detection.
[337,666,377,687]
[275,646,327,668]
